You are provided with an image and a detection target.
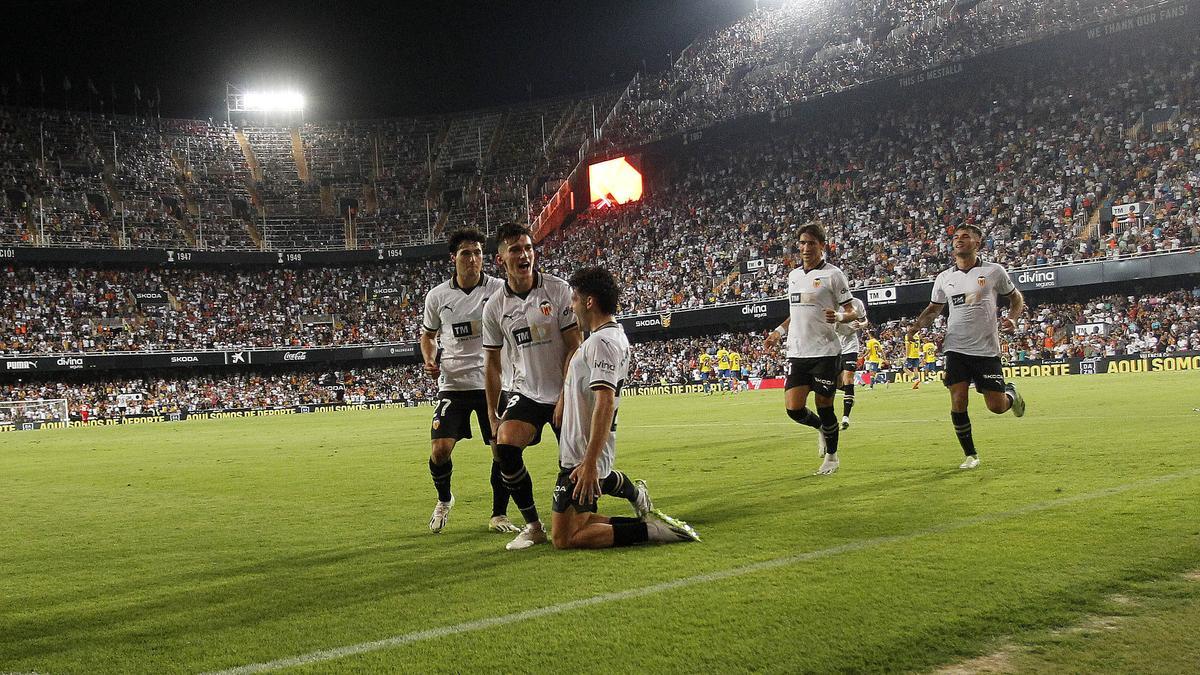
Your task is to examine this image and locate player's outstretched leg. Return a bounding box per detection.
[644,509,701,542]
[1005,383,1025,417]
[951,411,979,469]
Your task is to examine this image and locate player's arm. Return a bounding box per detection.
[1000,288,1024,333]
[570,385,613,505]
[419,330,439,379]
[907,302,945,339]
[765,318,790,348]
[484,348,502,430]
[554,325,583,427]
[825,300,860,324]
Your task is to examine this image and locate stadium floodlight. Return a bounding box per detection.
[241,90,305,112]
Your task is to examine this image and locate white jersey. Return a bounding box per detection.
[836,297,867,354]
[786,261,853,358]
[930,259,1016,357]
[560,321,629,476]
[482,271,577,405]
[422,274,506,392]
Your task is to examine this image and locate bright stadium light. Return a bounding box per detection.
[242,89,305,112]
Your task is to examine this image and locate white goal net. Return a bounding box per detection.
[0,399,70,429]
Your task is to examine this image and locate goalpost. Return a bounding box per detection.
[0,398,70,429]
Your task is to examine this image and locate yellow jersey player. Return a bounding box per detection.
[699,352,714,395]
[716,347,731,392]
[864,334,883,389]
[905,333,922,389]
[729,351,742,393]
[922,339,938,382]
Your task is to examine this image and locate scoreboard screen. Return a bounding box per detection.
[588,155,643,207]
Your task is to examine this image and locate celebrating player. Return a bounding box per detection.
[419,228,518,534]
[550,266,699,549]
[765,224,859,475]
[906,224,1026,470]
[835,296,869,429]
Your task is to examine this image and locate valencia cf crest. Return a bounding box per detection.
[977,276,987,287]
[432,419,441,430]
[539,300,553,316]
[813,279,822,288]
[661,313,672,329]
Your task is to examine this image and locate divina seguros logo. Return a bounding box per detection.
[1017,270,1057,288]
[56,357,84,368]
[740,304,769,318]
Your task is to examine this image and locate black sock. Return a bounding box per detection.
[786,407,822,429]
[490,460,510,518]
[817,406,839,455]
[951,411,976,456]
[496,444,539,524]
[600,470,639,503]
[429,457,452,503]
[843,384,855,418]
[612,520,649,547]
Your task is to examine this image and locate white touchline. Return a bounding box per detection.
[205,468,1200,675]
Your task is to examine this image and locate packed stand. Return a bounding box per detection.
[542,37,1200,313]
[602,0,1165,148]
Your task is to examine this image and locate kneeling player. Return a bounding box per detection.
[552,267,699,550]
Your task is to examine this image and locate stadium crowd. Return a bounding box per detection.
[601,0,1166,147]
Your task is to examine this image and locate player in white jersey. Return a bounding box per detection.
[482,222,582,550]
[835,296,868,430]
[764,224,860,475]
[420,228,519,534]
[550,267,699,549]
[906,224,1026,470]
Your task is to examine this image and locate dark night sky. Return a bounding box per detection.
[6,0,751,121]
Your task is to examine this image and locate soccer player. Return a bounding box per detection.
[764,224,859,475]
[835,296,869,429]
[922,337,939,383]
[715,345,731,393]
[728,349,742,394]
[551,266,700,549]
[699,351,714,394]
[863,333,883,389]
[420,228,519,534]
[904,331,922,389]
[481,223,650,550]
[906,224,1026,470]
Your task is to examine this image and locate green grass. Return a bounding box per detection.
[2,372,1199,673]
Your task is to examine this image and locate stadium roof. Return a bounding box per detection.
[6,0,749,121]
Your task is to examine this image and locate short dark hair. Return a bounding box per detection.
[447,227,485,254]
[797,223,827,244]
[956,224,983,238]
[569,266,620,315]
[495,221,532,247]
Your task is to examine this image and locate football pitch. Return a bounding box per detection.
[3,372,1199,673]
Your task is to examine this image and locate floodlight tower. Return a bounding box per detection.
[225,83,306,125]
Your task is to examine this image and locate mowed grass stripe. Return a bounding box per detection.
[205,467,1200,675]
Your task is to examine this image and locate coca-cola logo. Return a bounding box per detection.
[284,352,308,361]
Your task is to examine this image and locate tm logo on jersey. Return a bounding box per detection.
[452,321,475,338]
[951,294,966,306]
[513,327,533,346]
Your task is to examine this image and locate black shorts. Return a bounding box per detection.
[943,351,1006,392]
[784,356,840,397]
[841,352,859,372]
[552,465,599,514]
[499,391,557,446]
[431,390,493,443]
[496,390,511,419]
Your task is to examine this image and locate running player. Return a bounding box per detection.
[420,228,518,534]
[764,224,859,475]
[551,266,700,549]
[906,224,1026,470]
[835,296,869,429]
